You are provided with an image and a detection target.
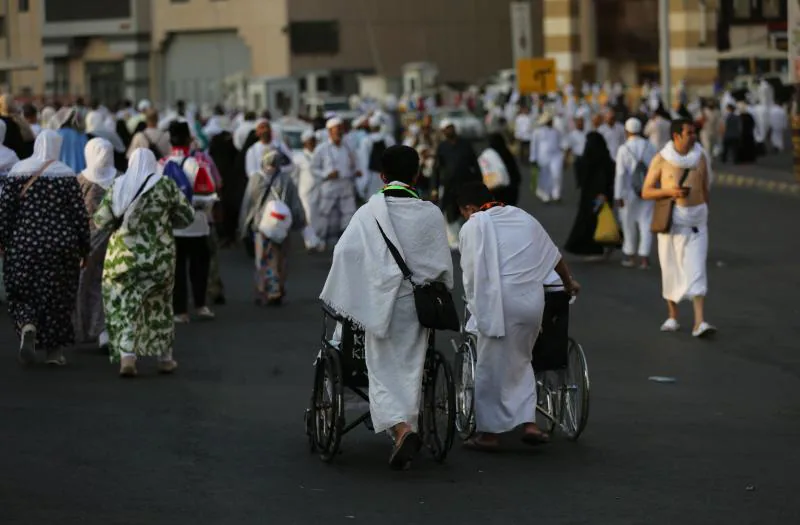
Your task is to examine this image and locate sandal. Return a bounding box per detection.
[521,430,551,446]
[462,436,501,452]
[389,431,421,470]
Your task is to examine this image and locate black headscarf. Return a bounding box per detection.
[575,131,614,198]
[487,132,522,205]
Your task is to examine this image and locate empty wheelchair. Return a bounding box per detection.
[452,284,590,441]
[305,304,456,463]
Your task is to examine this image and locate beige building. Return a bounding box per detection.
[1,0,721,103]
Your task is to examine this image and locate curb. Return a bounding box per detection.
[714,173,800,197]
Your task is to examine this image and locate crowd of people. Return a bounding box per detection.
[0,80,727,467]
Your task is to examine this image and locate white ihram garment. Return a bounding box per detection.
[319,193,453,433]
[460,206,560,434]
[357,131,395,200]
[292,149,322,249]
[530,126,564,201]
[769,105,787,151]
[657,142,709,303]
[615,137,656,257]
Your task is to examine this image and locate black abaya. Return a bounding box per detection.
[564,132,616,256]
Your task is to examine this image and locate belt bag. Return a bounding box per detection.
[376,220,460,331]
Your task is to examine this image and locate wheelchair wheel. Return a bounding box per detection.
[421,350,456,463]
[535,372,558,435]
[454,335,477,440]
[559,338,590,441]
[310,347,344,462]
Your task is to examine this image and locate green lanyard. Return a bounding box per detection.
[381,185,420,199]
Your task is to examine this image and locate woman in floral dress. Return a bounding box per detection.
[94,148,194,377]
[74,137,118,349]
[0,130,90,366]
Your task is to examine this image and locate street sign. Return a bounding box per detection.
[517,58,557,95]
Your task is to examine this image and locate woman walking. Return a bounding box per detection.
[564,132,617,259]
[0,130,90,366]
[95,148,194,377]
[74,138,118,348]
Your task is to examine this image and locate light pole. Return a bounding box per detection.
[659,0,671,108]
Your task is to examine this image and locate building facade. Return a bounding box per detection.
[1,0,44,95]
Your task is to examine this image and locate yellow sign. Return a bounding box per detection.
[517,58,557,95]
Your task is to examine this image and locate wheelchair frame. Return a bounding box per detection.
[305,304,456,464]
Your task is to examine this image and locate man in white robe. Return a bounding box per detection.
[320,145,453,469]
[642,118,716,338]
[597,108,626,162]
[456,182,580,450]
[529,112,564,203]
[615,118,657,269]
[244,119,294,179]
[293,130,323,251]
[357,114,396,201]
[311,117,361,246]
[769,104,787,152]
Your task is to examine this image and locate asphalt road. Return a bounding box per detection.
[1,156,799,525]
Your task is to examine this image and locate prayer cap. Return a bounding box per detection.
[624,118,642,134]
[439,118,455,130]
[368,114,382,128]
[326,117,344,129]
[301,129,315,142]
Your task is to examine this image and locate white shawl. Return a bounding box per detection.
[460,206,561,338]
[111,148,163,224]
[8,129,74,178]
[0,120,20,172]
[85,110,126,152]
[660,140,713,186]
[81,137,117,190]
[319,193,453,338]
[460,209,505,337]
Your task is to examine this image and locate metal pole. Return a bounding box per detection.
[659,0,671,109]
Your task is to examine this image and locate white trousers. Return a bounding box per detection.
[619,197,654,257]
[537,156,564,201]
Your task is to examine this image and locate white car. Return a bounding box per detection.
[433,108,486,140]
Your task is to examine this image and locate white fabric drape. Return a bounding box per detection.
[81,138,117,190]
[658,203,709,303]
[319,193,453,338]
[110,148,163,223]
[8,129,74,179]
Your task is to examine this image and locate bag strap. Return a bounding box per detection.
[258,173,279,210]
[679,168,691,187]
[112,173,155,224]
[20,160,55,198]
[375,219,414,281]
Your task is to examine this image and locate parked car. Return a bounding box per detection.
[431,107,486,140]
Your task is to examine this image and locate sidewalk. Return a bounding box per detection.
[712,150,800,197]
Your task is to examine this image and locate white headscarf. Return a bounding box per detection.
[203,116,229,138]
[81,138,117,189]
[40,106,56,129]
[111,148,162,220]
[0,120,20,171]
[52,107,78,129]
[8,129,74,178]
[85,110,126,152]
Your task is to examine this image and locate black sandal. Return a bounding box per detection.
[389,431,421,470]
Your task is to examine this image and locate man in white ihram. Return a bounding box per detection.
[357,113,395,201]
[529,112,564,203]
[320,145,453,469]
[642,119,716,338]
[615,118,657,269]
[457,182,580,451]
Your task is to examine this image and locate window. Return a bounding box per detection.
[19,0,29,13]
[289,21,340,55]
[45,0,131,22]
[732,0,751,18]
[762,0,780,18]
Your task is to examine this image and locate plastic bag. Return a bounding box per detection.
[258,200,293,243]
[593,202,621,244]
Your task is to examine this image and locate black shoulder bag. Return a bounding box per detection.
[376,220,460,331]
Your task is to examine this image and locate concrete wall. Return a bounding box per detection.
[287,0,513,83]
[4,0,45,94]
[151,0,290,79]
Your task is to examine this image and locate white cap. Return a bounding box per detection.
[301,129,315,142]
[326,117,343,129]
[368,114,382,128]
[624,118,642,134]
[137,99,152,112]
[439,118,455,130]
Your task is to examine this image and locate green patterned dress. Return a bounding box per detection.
[94,177,194,361]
